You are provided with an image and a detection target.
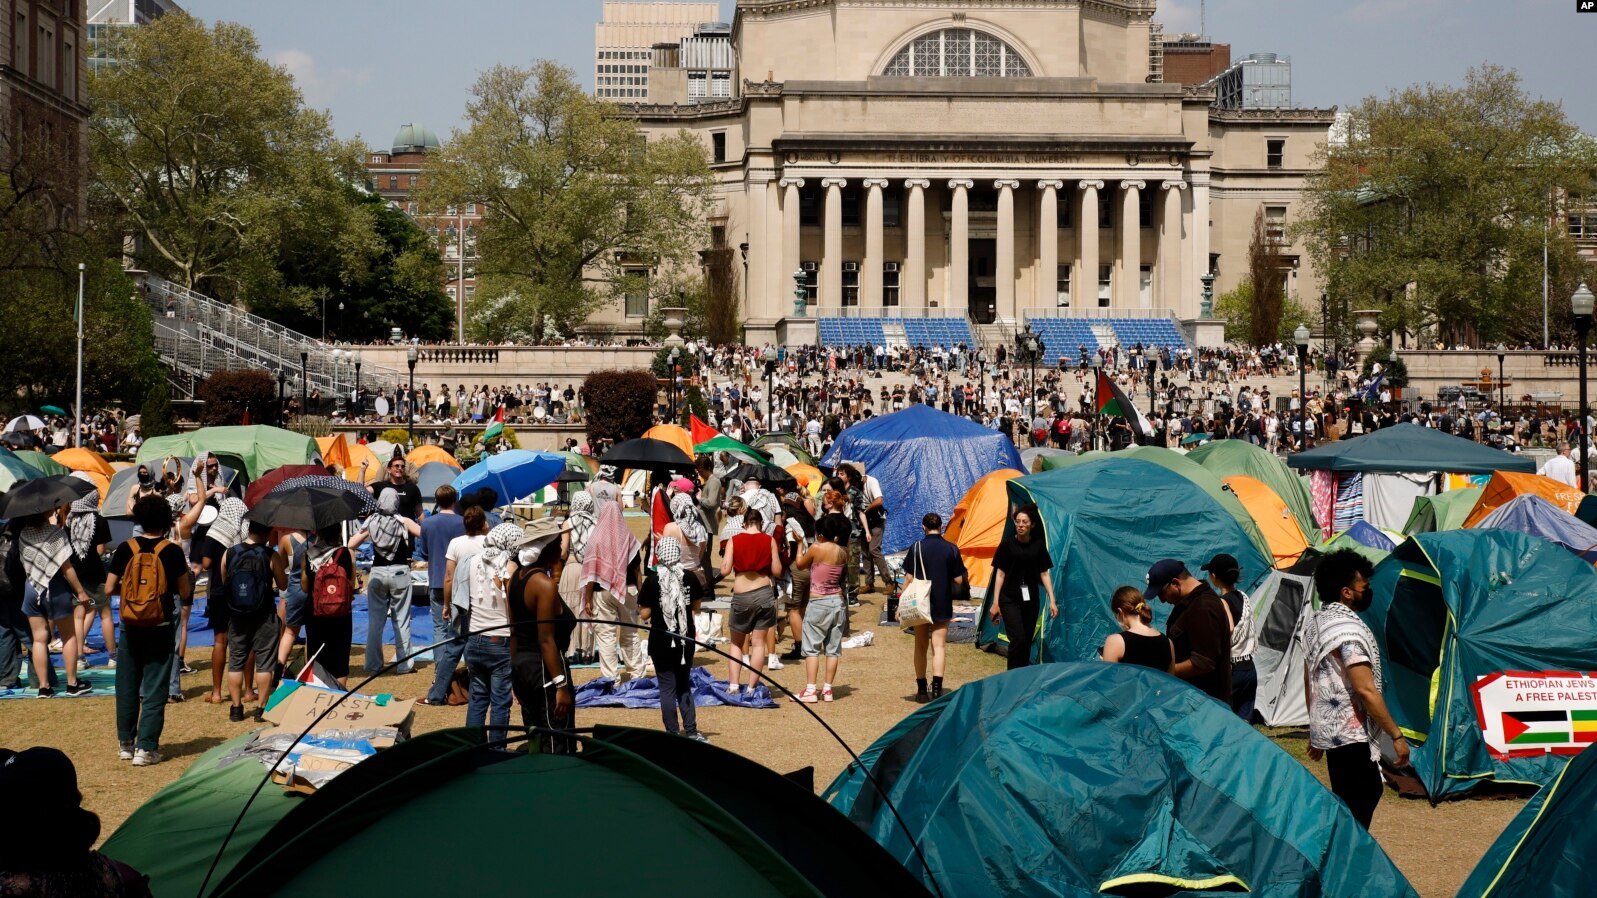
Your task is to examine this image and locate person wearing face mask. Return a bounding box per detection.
[1302,549,1407,830]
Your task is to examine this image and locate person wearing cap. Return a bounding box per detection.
[507,518,575,754]
[1145,558,1232,703]
[0,747,152,895]
[1203,553,1257,721]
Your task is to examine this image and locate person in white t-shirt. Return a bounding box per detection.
[1538,442,1578,488]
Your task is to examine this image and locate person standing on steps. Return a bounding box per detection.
[903,513,966,701]
[988,505,1057,670]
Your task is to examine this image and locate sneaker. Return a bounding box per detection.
[821,685,835,702]
[118,742,135,761]
[132,749,162,767]
[797,685,819,703]
[765,655,784,671]
[229,704,245,723]
[686,731,710,744]
[65,682,92,697]
[35,687,53,699]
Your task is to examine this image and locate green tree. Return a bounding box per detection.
[1298,65,1597,346]
[88,14,368,309]
[423,61,714,339]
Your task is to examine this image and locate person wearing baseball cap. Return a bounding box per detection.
[1202,553,1257,721]
[1145,557,1232,703]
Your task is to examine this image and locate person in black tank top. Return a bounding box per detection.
[1099,586,1174,673]
[508,530,575,754]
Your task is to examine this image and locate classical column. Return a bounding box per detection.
[1160,180,1186,313]
[948,179,973,312]
[994,179,1019,320]
[1077,180,1103,307]
[1119,180,1145,307]
[821,177,847,307]
[1037,180,1063,308]
[781,178,804,308]
[862,178,888,307]
[1190,172,1211,317]
[904,179,930,307]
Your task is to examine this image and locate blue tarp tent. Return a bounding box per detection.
[977,458,1272,662]
[1475,494,1597,563]
[1365,530,1597,799]
[825,663,1418,898]
[821,404,1023,555]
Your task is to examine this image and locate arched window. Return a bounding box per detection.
[882,28,1033,77]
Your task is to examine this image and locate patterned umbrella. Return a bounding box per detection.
[268,474,377,514]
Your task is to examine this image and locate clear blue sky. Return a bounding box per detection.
[178,0,1597,149]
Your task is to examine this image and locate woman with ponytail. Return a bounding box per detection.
[1099,586,1173,672]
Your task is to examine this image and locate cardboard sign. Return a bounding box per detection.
[1472,671,1597,760]
[261,686,414,748]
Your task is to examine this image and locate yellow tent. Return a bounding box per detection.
[52,447,116,479]
[785,463,825,497]
[1223,475,1310,568]
[643,424,695,459]
[944,468,1023,597]
[316,435,381,484]
[1462,470,1587,529]
[407,445,462,471]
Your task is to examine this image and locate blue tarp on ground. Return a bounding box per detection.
[1476,494,1597,563]
[575,666,777,709]
[821,404,1024,555]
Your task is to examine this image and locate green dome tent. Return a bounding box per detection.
[1187,439,1322,542]
[104,727,930,898]
[1457,743,1597,898]
[1037,446,1274,563]
[979,458,1272,663]
[825,663,1418,898]
[1365,530,1597,799]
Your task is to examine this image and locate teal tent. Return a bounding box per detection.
[825,663,1418,898]
[1286,423,1534,474]
[1364,530,1597,799]
[1401,487,1482,534]
[979,458,1271,662]
[1457,743,1597,898]
[105,727,928,898]
[137,425,319,482]
[1187,439,1323,541]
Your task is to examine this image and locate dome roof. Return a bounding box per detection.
[391,123,440,154]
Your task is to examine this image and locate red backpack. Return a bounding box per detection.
[312,548,353,618]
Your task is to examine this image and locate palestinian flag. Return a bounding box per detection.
[1501,709,1597,747]
[483,406,506,443]
[1096,369,1154,440]
[689,414,721,445]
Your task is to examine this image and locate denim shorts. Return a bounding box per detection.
[21,578,74,621]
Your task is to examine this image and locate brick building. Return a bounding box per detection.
[1,0,89,233]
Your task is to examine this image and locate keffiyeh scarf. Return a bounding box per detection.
[19,526,71,595]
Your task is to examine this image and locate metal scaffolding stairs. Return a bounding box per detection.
[140,274,403,403]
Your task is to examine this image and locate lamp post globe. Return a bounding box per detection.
[1573,284,1595,493]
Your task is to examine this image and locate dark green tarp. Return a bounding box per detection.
[825,663,1418,898]
[1365,530,1597,799]
[978,459,1272,662]
[1285,423,1534,474]
[1457,743,1597,898]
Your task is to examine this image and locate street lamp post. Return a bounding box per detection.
[406,345,419,449]
[299,350,308,415]
[1495,344,1506,422]
[761,346,777,433]
[1294,323,1311,452]
[1573,284,1594,493]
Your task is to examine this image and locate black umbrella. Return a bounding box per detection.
[0,475,96,519]
[725,461,798,490]
[247,486,369,531]
[599,438,695,473]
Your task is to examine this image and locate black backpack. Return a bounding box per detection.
[224,542,275,616]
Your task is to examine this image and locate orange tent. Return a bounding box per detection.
[1463,470,1587,529]
[407,445,461,471]
[52,447,116,479]
[316,435,381,484]
[944,468,1023,597]
[643,424,694,459]
[1223,475,1310,567]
